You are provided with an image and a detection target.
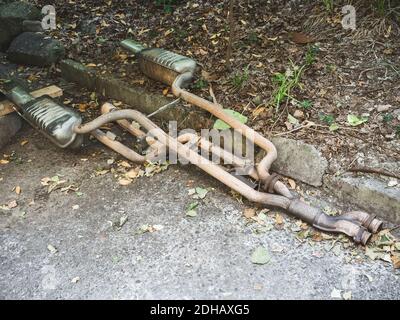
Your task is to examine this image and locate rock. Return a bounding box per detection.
[325,175,400,224]
[258,137,328,187]
[0,1,41,51]
[293,110,304,118]
[252,95,263,106]
[393,108,400,121]
[0,113,22,150]
[7,32,65,67]
[375,104,392,112]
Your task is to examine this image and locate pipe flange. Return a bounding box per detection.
[364,214,383,234]
[354,227,372,246]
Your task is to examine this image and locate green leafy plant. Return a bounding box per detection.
[383,113,394,123]
[245,32,259,45]
[231,65,250,89]
[299,100,313,110]
[396,125,400,137]
[192,78,208,90]
[347,114,369,126]
[319,113,335,125]
[214,109,248,130]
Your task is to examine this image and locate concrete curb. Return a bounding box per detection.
[60,59,211,130]
[325,175,400,224]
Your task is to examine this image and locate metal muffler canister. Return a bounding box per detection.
[121,39,197,86]
[6,85,83,149]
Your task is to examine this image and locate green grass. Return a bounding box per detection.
[305,45,319,66]
[154,0,178,13]
[270,44,320,111]
[322,0,334,12]
[375,0,388,16]
[271,61,306,111]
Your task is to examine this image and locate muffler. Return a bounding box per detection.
[5,83,84,149]
[121,39,196,87]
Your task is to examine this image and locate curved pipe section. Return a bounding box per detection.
[87,103,375,245]
[172,73,292,199]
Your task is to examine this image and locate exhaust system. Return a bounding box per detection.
[120,39,383,244]
[1,40,383,245]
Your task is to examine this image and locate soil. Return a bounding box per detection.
[23,0,400,175]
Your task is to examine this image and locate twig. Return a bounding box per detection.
[348,166,400,180]
[147,98,180,118]
[225,0,236,71]
[209,84,218,105]
[273,121,318,137]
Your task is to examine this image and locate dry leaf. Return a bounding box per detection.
[275,213,284,225]
[291,32,314,44]
[71,277,80,283]
[0,159,10,165]
[47,244,58,254]
[8,200,18,209]
[288,179,296,190]
[126,169,139,179]
[118,178,132,186]
[392,254,400,269]
[20,140,29,146]
[244,208,256,219]
[15,186,21,195]
[118,161,131,168]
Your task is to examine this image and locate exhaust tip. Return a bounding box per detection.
[369,218,384,234]
[121,39,146,54]
[355,229,372,246]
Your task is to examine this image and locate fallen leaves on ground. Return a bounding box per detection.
[365,229,400,269]
[251,246,271,265]
[41,175,67,194]
[188,187,209,200]
[243,208,256,219]
[136,224,164,235]
[186,202,199,217]
[71,277,80,283]
[14,186,21,195]
[47,244,58,254]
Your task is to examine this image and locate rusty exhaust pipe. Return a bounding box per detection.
[93,102,374,245]
[120,40,383,244]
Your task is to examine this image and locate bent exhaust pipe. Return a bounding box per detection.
[3,81,380,244]
[94,103,376,245]
[2,44,383,245]
[120,40,383,244]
